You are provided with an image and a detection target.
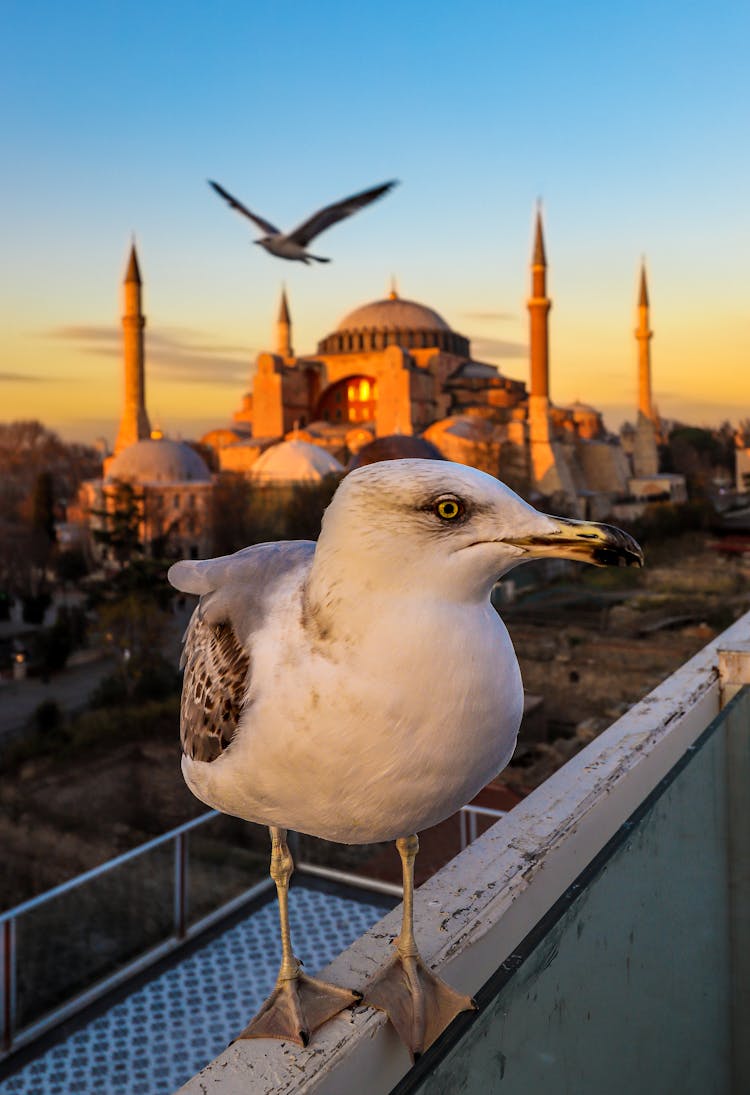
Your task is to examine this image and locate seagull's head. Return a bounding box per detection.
[315,459,643,604]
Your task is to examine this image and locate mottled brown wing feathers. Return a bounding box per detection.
[180,612,250,763]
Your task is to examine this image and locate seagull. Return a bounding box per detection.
[168,459,643,1059]
[208,178,398,264]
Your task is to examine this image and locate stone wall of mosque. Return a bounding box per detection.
[376,350,415,435]
[632,412,660,478]
[575,439,631,495]
[253,353,317,438]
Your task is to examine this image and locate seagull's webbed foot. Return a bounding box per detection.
[237,970,362,1047]
[237,828,361,1047]
[363,948,475,1060]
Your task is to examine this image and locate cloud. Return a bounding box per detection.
[48,325,119,344]
[470,337,527,360]
[43,325,253,386]
[462,310,517,322]
[0,371,60,382]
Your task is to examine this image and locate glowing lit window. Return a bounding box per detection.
[359,380,370,400]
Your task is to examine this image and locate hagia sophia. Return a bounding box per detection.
[80,211,686,559]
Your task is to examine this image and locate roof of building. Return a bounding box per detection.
[124,243,142,285]
[532,208,547,267]
[278,287,291,324]
[105,438,211,484]
[426,414,498,442]
[335,294,452,333]
[448,360,499,380]
[249,440,344,484]
[318,290,469,358]
[348,434,446,470]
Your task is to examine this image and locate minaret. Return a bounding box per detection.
[276,286,293,357]
[525,205,576,503]
[528,207,551,401]
[632,260,659,477]
[114,243,151,454]
[635,261,654,421]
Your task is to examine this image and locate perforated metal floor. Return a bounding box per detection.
[0,886,390,1095]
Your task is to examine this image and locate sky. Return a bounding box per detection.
[1,0,748,445]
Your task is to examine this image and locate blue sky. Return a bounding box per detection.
[1,1,748,442]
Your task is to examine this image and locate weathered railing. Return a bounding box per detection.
[176,612,750,1095]
[0,811,270,1056]
[0,802,498,1059]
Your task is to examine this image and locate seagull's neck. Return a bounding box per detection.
[303,530,489,651]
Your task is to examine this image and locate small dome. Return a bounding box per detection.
[336,297,451,333]
[249,440,344,485]
[427,415,497,442]
[105,438,211,484]
[348,435,446,471]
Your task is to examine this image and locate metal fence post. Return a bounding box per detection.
[173,832,187,940]
[2,918,16,1054]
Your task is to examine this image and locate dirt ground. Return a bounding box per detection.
[2,532,748,911]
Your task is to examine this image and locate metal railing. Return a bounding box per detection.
[0,802,507,1059]
[459,804,507,850]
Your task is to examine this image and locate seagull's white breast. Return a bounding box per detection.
[183,574,523,844]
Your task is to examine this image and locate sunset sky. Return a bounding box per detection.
[2,1,747,444]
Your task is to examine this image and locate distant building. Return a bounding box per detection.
[81,219,687,556]
[80,247,213,561]
[205,210,658,517]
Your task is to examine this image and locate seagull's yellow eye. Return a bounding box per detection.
[434,497,464,521]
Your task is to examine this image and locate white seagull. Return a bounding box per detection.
[208,178,398,264]
[168,459,643,1058]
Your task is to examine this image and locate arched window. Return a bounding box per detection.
[316,375,378,425]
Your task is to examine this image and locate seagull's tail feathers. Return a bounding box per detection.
[308,254,331,264]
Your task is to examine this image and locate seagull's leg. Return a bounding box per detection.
[236,826,361,1047]
[362,834,476,1060]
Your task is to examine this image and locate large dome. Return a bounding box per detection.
[317,291,470,357]
[105,438,211,484]
[336,297,451,333]
[249,440,344,485]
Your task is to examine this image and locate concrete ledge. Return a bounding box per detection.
[179,613,750,1094]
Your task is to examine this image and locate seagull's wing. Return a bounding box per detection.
[286,180,398,247]
[169,541,316,763]
[208,180,281,236]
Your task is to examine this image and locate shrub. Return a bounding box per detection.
[33,699,63,736]
[22,592,51,624]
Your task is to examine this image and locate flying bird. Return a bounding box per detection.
[208,178,398,264]
[168,459,643,1058]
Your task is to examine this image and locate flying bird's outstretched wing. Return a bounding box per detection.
[208,180,281,236]
[287,180,398,247]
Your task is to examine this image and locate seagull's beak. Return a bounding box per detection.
[505,516,644,569]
